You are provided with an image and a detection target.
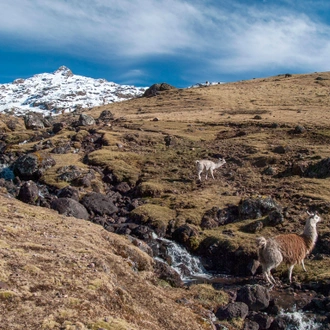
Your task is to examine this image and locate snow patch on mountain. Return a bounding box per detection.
[0,66,147,116]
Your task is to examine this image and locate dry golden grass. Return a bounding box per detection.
[0,193,221,330]
[2,71,330,328]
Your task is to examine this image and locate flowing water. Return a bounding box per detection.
[153,237,323,329]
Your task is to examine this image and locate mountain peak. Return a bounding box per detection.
[54,66,73,77]
[0,68,147,116]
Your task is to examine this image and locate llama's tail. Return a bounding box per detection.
[256,236,267,249]
[195,160,200,164]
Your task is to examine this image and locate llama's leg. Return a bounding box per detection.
[197,170,202,181]
[210,169,215,180]
[264,271,276,286]
[288,265,295,283]
[301,260,307,272]
[205,170,208,180]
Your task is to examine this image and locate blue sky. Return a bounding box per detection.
[0,0,330,88]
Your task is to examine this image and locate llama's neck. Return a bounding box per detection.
[302,220,318,250]
[215,161,225,169]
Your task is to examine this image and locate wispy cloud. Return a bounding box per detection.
[0,0,330,83]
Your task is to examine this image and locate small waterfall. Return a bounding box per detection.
[154,237,211,282]
[278,308,321,330]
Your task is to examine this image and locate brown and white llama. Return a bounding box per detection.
[195,158,226,181]
[256,211,321,286]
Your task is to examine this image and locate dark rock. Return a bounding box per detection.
[294,125,306,134]
[236,285,270,312]
[272,145,290,154]
[304,158,330,178]
[52,122,66,134]
[56,165,82,182]
[81,192,118,216]
[154,260,183,287]
[33,140,54,151]
[242,221,263,233]
[248,312,273,329]
[23,112,51,130]
[172,224,198,247]
[51,143,71,154]
[262,166,275,176]
[98,110,114,123]
[72,170,95,188]
[24,113,46,130]
[115,182,131,194]
[143,83,176,97]
[266,209,284,226]
[215,302,249,321]
[17,181,39,204]
[78,114,95,126]
[164,135,176,147]
[238,197,282,220]
[13,153,56,180]
[57,186,79,201]
[243,319,259,330]
[201,205,239,229]
[51,198,89,220]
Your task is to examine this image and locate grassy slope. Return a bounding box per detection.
[1,71,330,328]
[0,193,230,330]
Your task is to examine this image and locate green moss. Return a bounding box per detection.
[189,284,229,309]
[4,132,32,144]
[136,181,165,197]
[108,159,140,185]
[90,318,137,330]
[0,290,17,300]
[130,204,176,232]
[72,129,89,142]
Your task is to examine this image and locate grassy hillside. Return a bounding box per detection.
[1,71,330,328]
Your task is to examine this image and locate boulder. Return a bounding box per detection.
[143,83,176,97]
[154,260,184,288]
[24,113,50,130]
[51,197,89,220]
[78,114,95,126]
[215,302,249,321]
[17,181,39,204]
[98,110,114,123]
[236,285,270,312]
[13,153,56,180]
[57,186,79,201]
[81,192,118,216]
[238,197,282,220]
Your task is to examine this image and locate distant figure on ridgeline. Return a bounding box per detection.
[195,158,226,181]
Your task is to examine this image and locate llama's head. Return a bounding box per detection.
[218,158,226,164]
[307,211,321,226]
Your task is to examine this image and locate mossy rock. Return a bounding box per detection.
[72,129,89,142]
[87,149,142,167]
[136,181,165,197]
[130,204,176,235]
[4,132,32,144]
[107,160,140,185]
[90,317,138,330]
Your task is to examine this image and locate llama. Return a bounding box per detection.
[195,158,226,181]
[256,211,321,286]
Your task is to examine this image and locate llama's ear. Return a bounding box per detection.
[307,210,312,216]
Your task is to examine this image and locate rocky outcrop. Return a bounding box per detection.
[143,83,176,97]
[13,153,56,180]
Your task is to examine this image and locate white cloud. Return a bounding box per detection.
[1,0,330,77]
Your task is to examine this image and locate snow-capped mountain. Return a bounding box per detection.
[0,66,147,116]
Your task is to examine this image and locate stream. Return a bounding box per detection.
[154,236,323,330]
